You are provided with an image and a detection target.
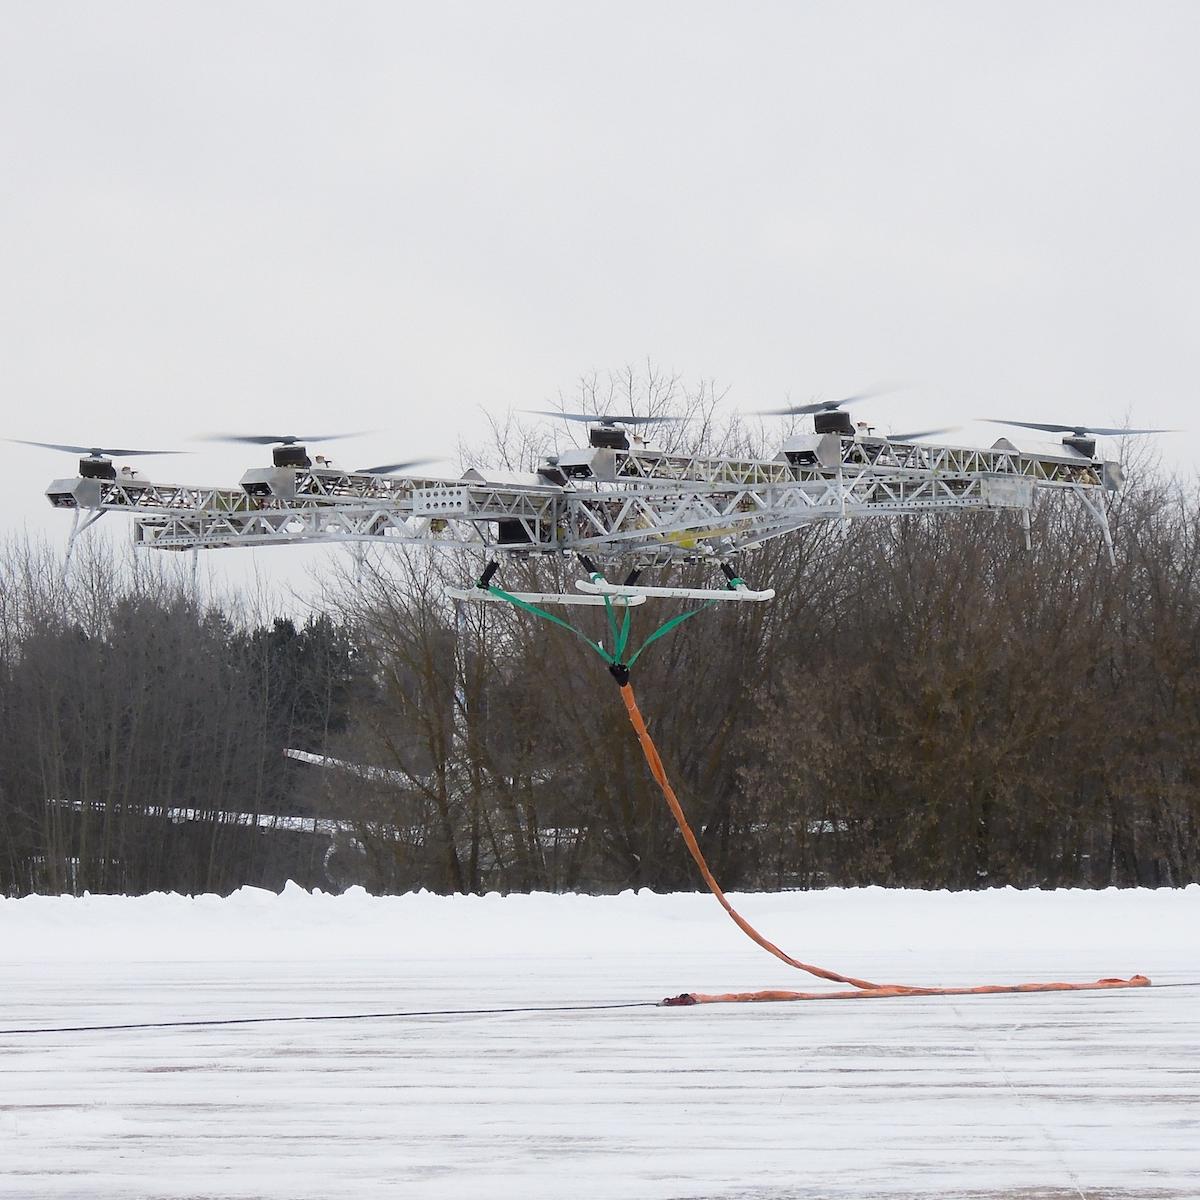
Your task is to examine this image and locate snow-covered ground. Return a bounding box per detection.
[2,885,1198,1199]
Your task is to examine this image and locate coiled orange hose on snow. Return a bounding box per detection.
[616,682,1150,1007]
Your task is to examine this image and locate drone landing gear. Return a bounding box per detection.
[446,586,645,608]
[575,576,774,603]
[574,557,774,602]
[1077,491,1117,566]
[63,508,107,581]
[447,560,645,607]
[447,559,774,606]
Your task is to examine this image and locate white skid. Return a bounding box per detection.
[446,586,645,607]
[575,578,775,602]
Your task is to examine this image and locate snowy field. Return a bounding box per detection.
[2,886,1198,1200]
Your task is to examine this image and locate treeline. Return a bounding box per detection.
[2,455,1199,896]
[0,541,360,895]
[325,472,1200,896]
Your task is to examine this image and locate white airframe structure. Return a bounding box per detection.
[38,407,1127,602]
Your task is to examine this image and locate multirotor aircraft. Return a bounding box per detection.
[21,395,1160,605]
[15,398,1167,1009]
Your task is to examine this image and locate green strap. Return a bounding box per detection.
[486,585,615,664]
[599,576,621,658]
[484,581,720,674]
[627,601,718,667]
[615,602,633,660]
[598,573,637,663]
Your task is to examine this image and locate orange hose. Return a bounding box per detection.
[616,682,1150,1006]
[618,682,890,990]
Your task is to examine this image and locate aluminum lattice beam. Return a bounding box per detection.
[47,432,1119,567]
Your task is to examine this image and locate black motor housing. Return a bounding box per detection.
[79,457,117,480]
[813,411,854,436]
[589,426,630,451]
[273,444,311,469]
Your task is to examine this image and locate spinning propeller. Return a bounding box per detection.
[196,432,439,476]
[981,419,1176,437]
[354,458,442,475]
[196,432,372,446]
[756,385,901,418]
[8,438,184,458]
[525,410,688,426]
[871,426,959,442]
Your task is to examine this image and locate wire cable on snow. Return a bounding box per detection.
[0,1000,656,1036]
[3,983,1198,1037]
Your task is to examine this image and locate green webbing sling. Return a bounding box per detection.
[483,581,719,674]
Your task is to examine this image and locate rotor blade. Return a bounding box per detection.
[1082,426,1178,436]
[610,414,690,425]
[982,419,1177,437]
[755,403,837,416]
[524,409,688,426]
[355,458,440,475]
[830,385,902,406]
[882,426,960,442]
[757,385,903,417]
[7,438,184,457]
[757,400,856,416]
[525,410,604,424]
[196,431,373,445]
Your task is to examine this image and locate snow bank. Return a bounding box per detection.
[3,883,1195,979]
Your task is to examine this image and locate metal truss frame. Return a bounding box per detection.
[44,434,1120,571]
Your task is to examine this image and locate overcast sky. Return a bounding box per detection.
[2,1,1197,587]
